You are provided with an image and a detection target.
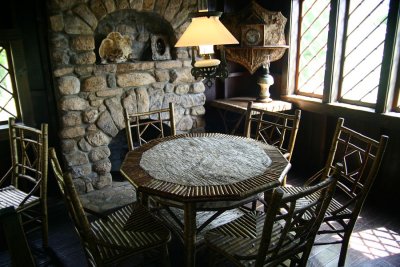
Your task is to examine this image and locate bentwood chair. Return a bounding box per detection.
[244,101,301,186]
[0,117,48,247]
[124,102,176,150]
[204,164,340,267]
[49,148,171,267]
[281,118,389,266]
[123,102,176,206]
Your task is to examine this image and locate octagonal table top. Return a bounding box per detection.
[120,133,290,203]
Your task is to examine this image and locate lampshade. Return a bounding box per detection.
[175,14,238,47]
[175,11,238,87]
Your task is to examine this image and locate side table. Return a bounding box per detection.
[209,97,292,134]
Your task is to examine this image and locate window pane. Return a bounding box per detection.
[297,0,331,97]
[340,0,390,107]
[0,45,18,123]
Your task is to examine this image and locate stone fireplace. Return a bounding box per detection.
[47,0,206,193]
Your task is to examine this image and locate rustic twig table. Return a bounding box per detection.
[120,133,290,267]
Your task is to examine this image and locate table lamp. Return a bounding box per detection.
[256,56,274,102]
[175,1,238,86]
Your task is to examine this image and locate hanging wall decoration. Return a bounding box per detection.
[222,1,288,74]
[99,32,133,63]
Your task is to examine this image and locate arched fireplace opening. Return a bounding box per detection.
[95,9,177,63]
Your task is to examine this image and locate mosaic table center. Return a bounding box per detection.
[140,137,272,186]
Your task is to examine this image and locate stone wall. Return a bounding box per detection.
[47,0,205,193]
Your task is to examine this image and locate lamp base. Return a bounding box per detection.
[255,96,272,103]
[256,83,272,103]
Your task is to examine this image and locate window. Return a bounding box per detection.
[297,0,331,97]
[290,0,400,113]
[339,0,390,107]
[0,43,19,124]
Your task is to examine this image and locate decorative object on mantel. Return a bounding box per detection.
[175,0,238,87]
[257,55,274,102]
[222,1,288,74]
[151,34,171,61]
[99,32,133,63]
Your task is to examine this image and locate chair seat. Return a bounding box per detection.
[205,211,296,265]
[0,185,39,209]
[91,202,171,264]
[280,186,352,217]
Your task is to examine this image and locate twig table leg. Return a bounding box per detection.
[184,202,196,267]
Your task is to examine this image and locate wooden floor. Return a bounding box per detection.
[1,188,400,266]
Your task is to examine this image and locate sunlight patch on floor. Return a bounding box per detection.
[348,227,400,259]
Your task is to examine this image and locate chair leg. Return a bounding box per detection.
[161,244,170,267]
[338,231,352,267]
[42,200,49,248]
[1,207,35,267]
[251,200,257,211]
[208,249,217,267]
[281,174,287,186]
[42,214,49,248]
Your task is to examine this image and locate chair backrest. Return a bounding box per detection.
[8,117,48,204]
[49,148,99,266]
[320,117,388,218]
[255,165,340,267]
[244,101,301,161]
[124,102,176,150]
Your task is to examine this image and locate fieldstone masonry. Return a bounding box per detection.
[48,0,206,194]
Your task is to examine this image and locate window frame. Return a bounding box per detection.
[0,41,21,124]
[0,30,34,136]
[284,0,400,117]
[295,0,331,99]
[337,0,390,108]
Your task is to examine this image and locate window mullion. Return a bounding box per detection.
[323,0,346,104]
[9,40,35,125]
[294,0,303,95]
[282,0,300,96]
[376,0,400,113]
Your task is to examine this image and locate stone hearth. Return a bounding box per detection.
[79,181,136,213]
[47,0,205,195]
